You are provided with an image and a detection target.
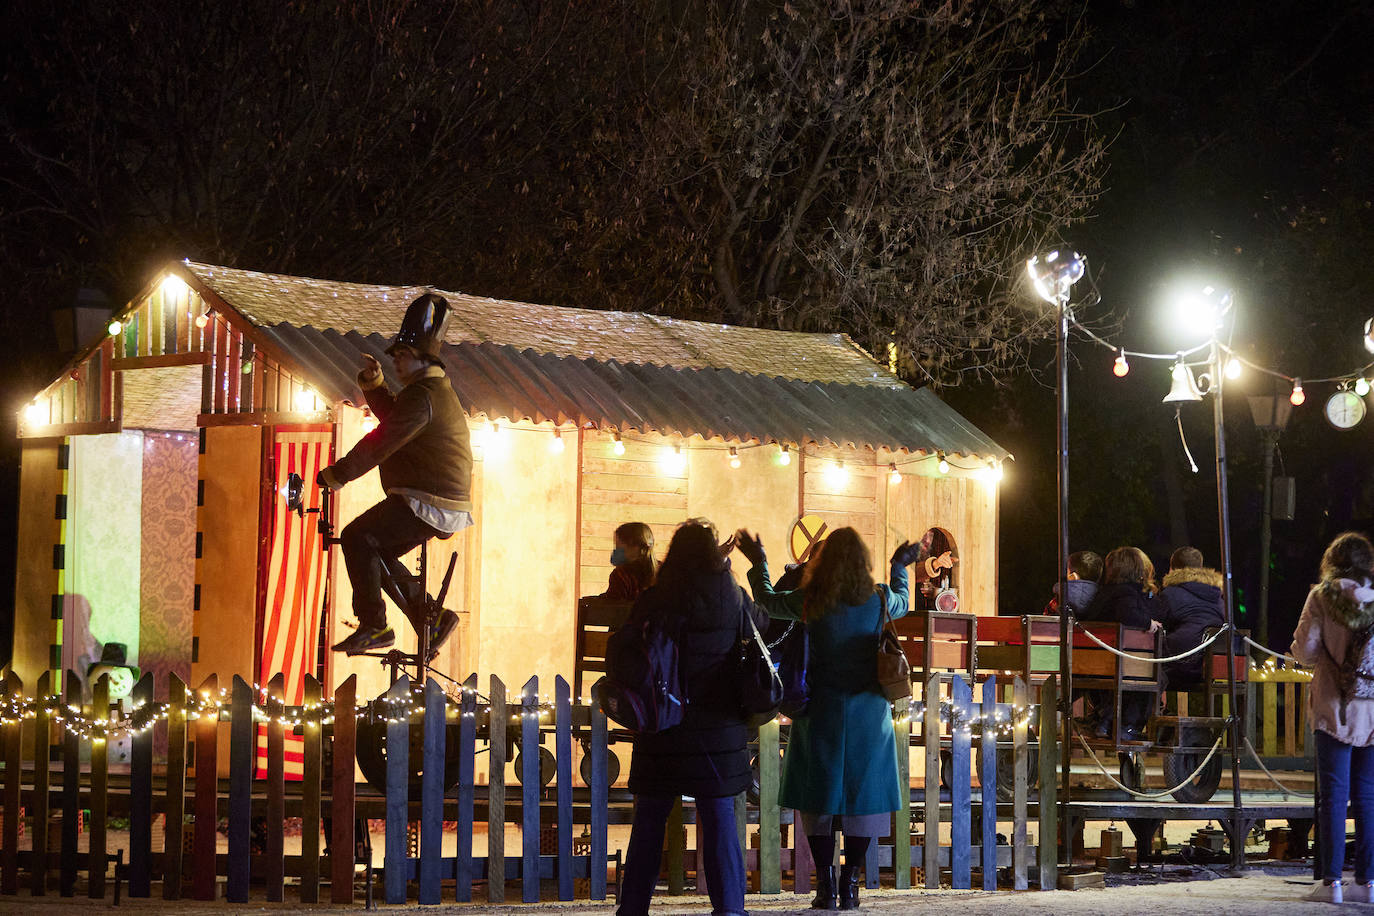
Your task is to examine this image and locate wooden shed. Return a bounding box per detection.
[12,261,1010,714]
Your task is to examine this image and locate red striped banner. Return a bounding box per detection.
[257,430,332,779]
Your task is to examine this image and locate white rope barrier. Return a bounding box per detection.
[1072,621,1228,664]
[1242,737,1315,798]
[1241,635,1304,667]
[1074,730,1225,799]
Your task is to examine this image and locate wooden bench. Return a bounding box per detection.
[890,610,977,685]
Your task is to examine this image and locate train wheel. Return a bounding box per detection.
[1163,728,1223,803]
[577,743,622,786]
[1117,751,1145,792]
[513,745,557,787]
[994,746,1040,802]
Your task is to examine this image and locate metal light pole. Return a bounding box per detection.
[1247,393,1292,652]
[1027,249,1085,856]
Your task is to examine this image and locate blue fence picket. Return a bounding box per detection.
[980,677,998,891]
[589,694,608,900]
[384,675,411,905]
[227,677,252,903]
[950,674,972,889]
[419,678,445,904]
[489,675,507,903]
[922,674,940,889]
[456,674,477,901]
[521,676,540,903]
[555,676,574,901]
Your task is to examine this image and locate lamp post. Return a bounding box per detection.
[1247,391,1292,653]
[1027,248,1085,829]
[1170,285,1246,870]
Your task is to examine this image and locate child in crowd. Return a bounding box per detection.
[1152,546,1225,691]
[602,521,656,601]
[1042,549,1103,616]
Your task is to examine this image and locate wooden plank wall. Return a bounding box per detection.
[578,432,688,598]
[11,439,66,685]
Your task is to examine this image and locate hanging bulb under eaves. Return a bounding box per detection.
[1113,350,1129,378]
[728,446,741,469]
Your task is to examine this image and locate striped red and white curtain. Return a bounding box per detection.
[257,428,332,779]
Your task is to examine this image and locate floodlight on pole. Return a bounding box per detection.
[1027,245,1085,822]
[1169,283,1244,867]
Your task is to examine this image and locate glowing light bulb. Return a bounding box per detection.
[240,357,254,375]
[107,319,123,336]
[1113,352,1129,378]
[729,446,741,469]
[360,410,379,434]
[1225,357,1242,380]
[549,430,566,454]
[777,444,791,466]
[661,444,687,474]
[937,453,949,474]
[825,459,849,487]
[612,433,625,456]
[888,463,902,485]
[1356,377,1370,398]
[1290,380,1305,407]
[195,311,211,329]
[294,388,317,411]
[161,274,188,298]
[23,402,46,427]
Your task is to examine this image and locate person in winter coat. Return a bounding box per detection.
[736,526,945,911]
[1290,531,1374,903]
[1152,547,1226,691]
[318,294,470,657]
[602,521,656,601]
[617,519,762,916]
[1043,550,1103,616]
[1078,546,1158,739]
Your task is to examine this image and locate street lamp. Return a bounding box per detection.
[1247,389,1292,654]
[1170,284,1245,869]
[1027,247,1085,823]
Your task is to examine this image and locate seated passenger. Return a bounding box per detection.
[1043,549,1103,616]
[602,521,656,601]
[1152,546,1225,691]
[1079,546,1158,739]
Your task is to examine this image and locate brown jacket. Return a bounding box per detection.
[323,366,473,511]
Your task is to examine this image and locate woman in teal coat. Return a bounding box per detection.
[736,526,937,911]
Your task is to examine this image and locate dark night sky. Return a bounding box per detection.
[1,0,1371,657]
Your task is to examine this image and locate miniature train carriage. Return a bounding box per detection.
[12,261,1009,752]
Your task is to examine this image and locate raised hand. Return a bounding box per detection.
[890,540,920,568]
[734,528,766,566]
[931,550,957,570]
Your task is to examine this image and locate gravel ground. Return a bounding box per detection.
[1,864,1369,916]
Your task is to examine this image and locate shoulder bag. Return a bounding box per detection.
[876,602,912,702]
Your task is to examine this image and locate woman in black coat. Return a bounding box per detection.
[618,519,766,916]
[1078,546,1158,739]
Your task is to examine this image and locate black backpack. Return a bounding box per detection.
[596,609,687,733]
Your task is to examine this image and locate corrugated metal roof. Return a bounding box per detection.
[183,260,899,389]
[257,324,1009,459]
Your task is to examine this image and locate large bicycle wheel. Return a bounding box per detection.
[994,746,1040,802]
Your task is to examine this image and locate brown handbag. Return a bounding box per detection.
[876,603,912,701]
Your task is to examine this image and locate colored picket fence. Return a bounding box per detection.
[0,668,1056,904]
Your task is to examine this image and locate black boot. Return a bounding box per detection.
[811,866,838,910]
[838,863,860,910]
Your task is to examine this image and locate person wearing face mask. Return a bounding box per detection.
[603,522,656,601]
[317,293,473,657]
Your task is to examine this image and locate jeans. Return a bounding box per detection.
[1315,729,1374,883]
[617,793,746,916]
[339,494,441,629]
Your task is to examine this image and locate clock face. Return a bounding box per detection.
[1325,390,1367,430]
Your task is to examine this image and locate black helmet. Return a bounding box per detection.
[387,293,451,366]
